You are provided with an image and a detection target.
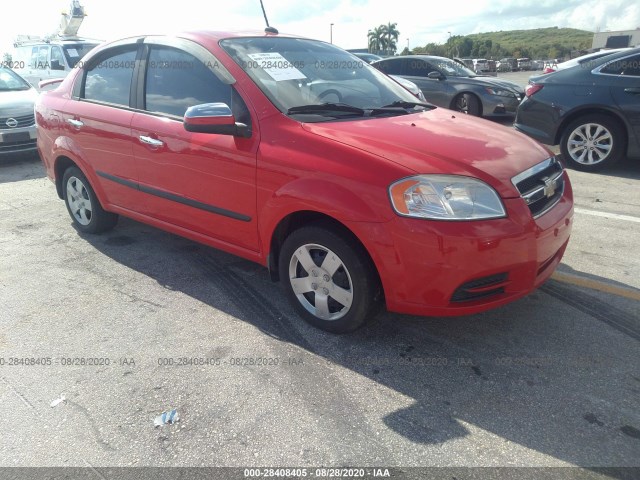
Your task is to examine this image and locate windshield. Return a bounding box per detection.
[63,44,99,68]
[0,68,31,91]
[220,37,421,117]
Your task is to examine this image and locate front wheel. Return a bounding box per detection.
[62,166,118,233]
[453,93,481,116]
[278,225,381,333]
[560,115,624,171]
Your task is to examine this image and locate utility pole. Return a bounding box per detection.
[330,23,334,44]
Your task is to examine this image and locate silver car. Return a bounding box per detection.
[0,67,38,157]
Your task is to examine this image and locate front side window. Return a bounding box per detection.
[145,47,232,118]
[83,48,137,106]
[405,59,433,77]
[51,47,65,69]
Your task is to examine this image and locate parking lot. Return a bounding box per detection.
[1,119,639,478]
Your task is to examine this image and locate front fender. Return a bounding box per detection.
[258,177,393,253]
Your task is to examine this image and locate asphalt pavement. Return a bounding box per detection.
[0,131,639,478]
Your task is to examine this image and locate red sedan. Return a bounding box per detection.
[36,31,573,332]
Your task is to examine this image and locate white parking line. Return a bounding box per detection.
[574,207,640,224]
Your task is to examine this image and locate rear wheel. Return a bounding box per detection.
[278,225,381,333]
[560,115,624,171]
[62,166,118,233]
[454,93,481,116]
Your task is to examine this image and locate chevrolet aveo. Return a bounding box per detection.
[36,31,574,333]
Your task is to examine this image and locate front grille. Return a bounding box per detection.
[451,273,509,303]
[0,114,36,130]
[512,157,564,218]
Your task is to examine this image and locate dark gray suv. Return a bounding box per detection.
[372,55,524,117]
[515,48,640,171]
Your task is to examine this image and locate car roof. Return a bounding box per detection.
[558,48,631,66]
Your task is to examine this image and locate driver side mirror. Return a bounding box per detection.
[427,71,444,80]
[184,103,250,137]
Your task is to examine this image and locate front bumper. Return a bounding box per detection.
[352,181,573,317]
[0,125,37,156]
[483,93,522,117]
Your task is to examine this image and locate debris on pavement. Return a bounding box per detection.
[154,408,179,427]
[50,395,66,408]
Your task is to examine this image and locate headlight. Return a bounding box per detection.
[389,175,506,220]
[485,87,514,97]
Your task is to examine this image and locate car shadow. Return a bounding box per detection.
[0,152,46,184]
[75,217,639,474]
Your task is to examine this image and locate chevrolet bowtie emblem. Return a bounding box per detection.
[542,177,556,198]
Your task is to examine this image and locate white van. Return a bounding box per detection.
[13,38,99,88]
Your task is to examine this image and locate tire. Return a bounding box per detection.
[278,224,381,333]
[454,93,481,116]
[560,114,624,171]
[62,166,118,233]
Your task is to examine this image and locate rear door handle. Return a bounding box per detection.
[624,88,640,95]
[67,118,83,128]
[139,135,164,147]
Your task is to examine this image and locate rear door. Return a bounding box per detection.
[58,44,144,210]
[130,40,259,251]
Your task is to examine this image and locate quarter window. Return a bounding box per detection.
[145,47,232,117]
[83,48,137,107]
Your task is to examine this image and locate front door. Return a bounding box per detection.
[131,43,259,252]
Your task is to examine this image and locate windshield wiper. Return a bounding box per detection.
[380,101,434,110]
[287,103,365,116]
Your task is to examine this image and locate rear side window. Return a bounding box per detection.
[144,47,231,117]
[375,58,404,75]
[83,48,137,106]
[600,54,640,76]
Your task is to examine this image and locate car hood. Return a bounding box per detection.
[448,75,524,94]
[0,88,38,115]
[301,108,552,198]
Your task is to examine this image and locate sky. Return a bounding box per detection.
[2,0,639,57]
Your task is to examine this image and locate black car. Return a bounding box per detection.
[515,48,640,171]
[372,55,524,117]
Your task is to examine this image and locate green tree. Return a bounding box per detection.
[367,26,384,55]
[3,52,12,64]
[381,22,400,56]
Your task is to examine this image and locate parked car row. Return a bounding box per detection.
[33,30,574,332]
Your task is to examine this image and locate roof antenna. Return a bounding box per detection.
[259,0,278,34]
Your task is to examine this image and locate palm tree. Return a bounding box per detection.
[381,22,400,56]
[367,27,384,55]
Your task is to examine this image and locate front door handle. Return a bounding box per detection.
[139,135,164,147]
[67,118,83,128]
[624,87,640,95]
